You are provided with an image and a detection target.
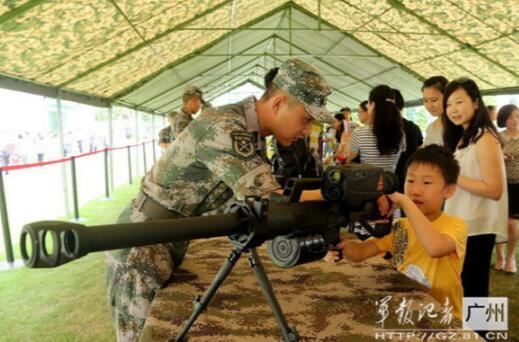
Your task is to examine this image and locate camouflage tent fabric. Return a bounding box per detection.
[0,1,517,113]
[140,237,466,341]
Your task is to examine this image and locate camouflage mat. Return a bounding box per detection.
[140,237,467,342]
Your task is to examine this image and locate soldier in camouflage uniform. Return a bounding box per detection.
[157,86,204,149]
[157,112,174,149]
[105,59,333,341]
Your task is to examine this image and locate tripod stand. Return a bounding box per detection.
[175,198,299,342]
[176,245,299,341]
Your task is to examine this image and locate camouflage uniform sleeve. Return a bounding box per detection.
[195,118,280,199]
[172,115,191,138]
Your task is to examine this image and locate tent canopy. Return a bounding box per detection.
[0,0,517,113]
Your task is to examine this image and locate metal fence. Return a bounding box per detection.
[0,140,160,262]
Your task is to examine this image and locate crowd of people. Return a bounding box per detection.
[320,77,518,332]
[316,80,517,342]
[320,77,518,282]
[0,132,59,167]
[0,130,108,167]
[110,60,517,341]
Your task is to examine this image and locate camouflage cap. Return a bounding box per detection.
[184,85,203,97]
[272,59,333,124]
[184,85,210,107]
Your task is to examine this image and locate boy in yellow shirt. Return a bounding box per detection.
[326,144,467,319]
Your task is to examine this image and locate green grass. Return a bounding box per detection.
[0,182,517,341]
[490,252,519,341]
[0,181,140,263]
[0,180,140,342]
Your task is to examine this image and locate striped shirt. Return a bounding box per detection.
[349,126,406,173]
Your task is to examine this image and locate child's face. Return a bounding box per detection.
[446,88,478,129]
[404,163,456,220]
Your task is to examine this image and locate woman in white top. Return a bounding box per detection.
[443,78,508,299]
[422,76,449,146]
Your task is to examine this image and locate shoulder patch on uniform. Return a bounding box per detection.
[231,131,255,159]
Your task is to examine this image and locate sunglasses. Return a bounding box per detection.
[446,77,482,99]
[451,77,473,84]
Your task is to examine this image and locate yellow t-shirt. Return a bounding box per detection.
[370,213,467,319]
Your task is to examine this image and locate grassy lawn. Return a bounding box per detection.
[0,181,140,342]
[0,180,517,341]
[489,252,519,341]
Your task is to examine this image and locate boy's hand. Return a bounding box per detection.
[324,250,341,263]
[377,193,401,217]
[377,195,391,217]
[387,192,407,206]
[324,241,345,263]
[386,192,410,217]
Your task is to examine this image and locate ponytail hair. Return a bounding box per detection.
[369,85,403,155]
[334,112,345,143]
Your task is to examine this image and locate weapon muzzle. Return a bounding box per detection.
[21,221,87,268]
[21,214,243,268]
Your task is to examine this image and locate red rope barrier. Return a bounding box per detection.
[73,148,107,160]
[0,140,154,172]
[0,156,71,171]
[108,146,128,152]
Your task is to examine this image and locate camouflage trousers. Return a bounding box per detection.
[105,201,189,342]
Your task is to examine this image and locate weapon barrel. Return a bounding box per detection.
[20,201,345,269]
[21,214,242,268]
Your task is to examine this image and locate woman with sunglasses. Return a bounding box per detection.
[442,78,508,301]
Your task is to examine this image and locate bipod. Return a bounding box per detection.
[175,198,299,342]
[175,246,299,342]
